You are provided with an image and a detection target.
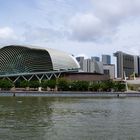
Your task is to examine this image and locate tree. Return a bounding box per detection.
[28,80,40,90]
[99,80,114,91]
[70,81,89,91]
[57,78,69,91]
[113,82,126,92]
[41,80,48,91]
[0,79,13,90]
[46,79,56,90]
[19,80,29,88]
[89,82,100,91]
[99,81,106,91]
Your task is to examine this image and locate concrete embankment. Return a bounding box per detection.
[0,91,140,97]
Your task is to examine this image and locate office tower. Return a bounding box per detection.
[114,51,135,78]
[102,55,111,64]
[91,56,100,62]
[76,56,84,70]
[134,55,140,76]
[138,56,140,76]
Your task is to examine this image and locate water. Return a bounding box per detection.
[0,97,140,140]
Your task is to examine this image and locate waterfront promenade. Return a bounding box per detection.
[0,91,140,97]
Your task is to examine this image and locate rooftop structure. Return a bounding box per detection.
[0,45,80,83]
[0,45,80,76]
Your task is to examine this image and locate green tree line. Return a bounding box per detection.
[0,78,126,92]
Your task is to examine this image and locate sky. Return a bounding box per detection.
[1,0,140,63]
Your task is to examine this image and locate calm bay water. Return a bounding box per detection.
[0,96,140,140]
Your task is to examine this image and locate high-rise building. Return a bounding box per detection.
[134,56,140,76]
[83,59,103,74]
[91,56,100,62]
[76,55,116,77]
[102,55,111,64]
[114,51,140,78]
[83,59,91,72]
[138,56,140,76]
[76,56,84,70]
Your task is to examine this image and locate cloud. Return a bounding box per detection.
[18,0,140,56]
[23,26,68,43]
[0,27,24,46]
[91,0,140,24]
[69,0,140,42]
[1,0,140,58]
[112,19,140,55]
[0,27,17,40]
[69,13,102,41]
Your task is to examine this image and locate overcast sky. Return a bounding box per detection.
[1,0,140,63]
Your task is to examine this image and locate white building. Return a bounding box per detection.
[76,56,115,79]
[83,59,103,74]
[103,64,115,79]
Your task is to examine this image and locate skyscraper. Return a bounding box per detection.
[113,51,140,78]
[91,56,100,62]
[102,55,111,64]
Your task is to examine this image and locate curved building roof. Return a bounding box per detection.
[0,45,80,75]
[46,48,80,71]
